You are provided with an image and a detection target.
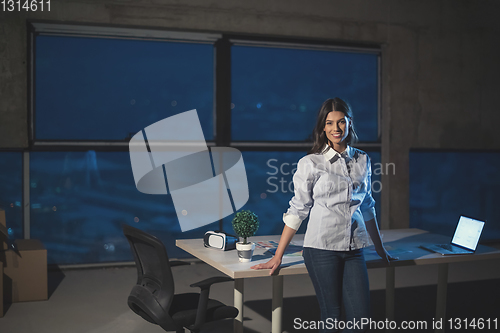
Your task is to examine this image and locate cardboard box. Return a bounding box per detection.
[1,239,47,303]
[0,208,48,308]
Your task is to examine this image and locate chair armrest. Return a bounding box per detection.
[190,276,234,290]
[169,260,190,267]
[189,276,234,330]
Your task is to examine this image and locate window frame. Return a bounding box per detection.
[28,22,221,149]
[223,35,382,150]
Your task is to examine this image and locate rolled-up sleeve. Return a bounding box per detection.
[283,157,316,230]
[360,155,376,221]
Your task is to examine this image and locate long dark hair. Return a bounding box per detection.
[308,97,358,154]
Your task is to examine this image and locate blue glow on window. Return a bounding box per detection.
[35,36,214,141]
[410,151,500,241]
[0,152,23,240]
[29,151,219,264]
[232,46,378,142]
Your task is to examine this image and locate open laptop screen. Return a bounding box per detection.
[451,216,485,251]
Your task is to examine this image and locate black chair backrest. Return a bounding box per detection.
[122,224,177,330]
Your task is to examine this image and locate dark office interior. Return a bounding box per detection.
[1,1,500,332]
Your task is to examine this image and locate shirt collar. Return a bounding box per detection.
[322,144,353,162]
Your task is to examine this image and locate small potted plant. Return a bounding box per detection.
[232,210,260,262]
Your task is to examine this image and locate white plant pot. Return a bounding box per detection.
[236,242,255,262]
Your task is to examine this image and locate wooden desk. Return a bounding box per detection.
[177,229,500,333]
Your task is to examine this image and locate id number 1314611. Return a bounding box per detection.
[2,0,50,11]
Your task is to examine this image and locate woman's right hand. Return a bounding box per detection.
[250,256,282,275]
[251,225,296,275]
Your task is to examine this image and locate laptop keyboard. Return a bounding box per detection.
[438,244,454,251]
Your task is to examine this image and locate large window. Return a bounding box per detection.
[29,151,216,264]
[410,150,500,242]
[231,45,379,142]
[26,23,381,265]
[229,41,380,238]
[35,35,214,141]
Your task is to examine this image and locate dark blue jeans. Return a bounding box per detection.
[303,247,370,333]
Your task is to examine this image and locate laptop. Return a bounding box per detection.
[422,216,485,255]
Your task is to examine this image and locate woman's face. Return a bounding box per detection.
[324,111,349,148]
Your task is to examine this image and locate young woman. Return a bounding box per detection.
[251,97,396,333]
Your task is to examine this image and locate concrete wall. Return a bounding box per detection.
[1,0,499,228]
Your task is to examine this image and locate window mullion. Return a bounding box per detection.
[214,36,232,147]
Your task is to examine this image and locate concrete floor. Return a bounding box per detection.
[1,255,500,333]
[1,263,303,333]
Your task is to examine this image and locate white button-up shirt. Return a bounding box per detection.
[283,145,376,251]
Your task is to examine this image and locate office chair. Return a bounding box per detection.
[122,224,238,333]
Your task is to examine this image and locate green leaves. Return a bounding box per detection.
[232,210,260,244]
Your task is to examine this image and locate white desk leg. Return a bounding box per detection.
[435,263,448,333]
[234,278,244,333]
[385,266,395,322]
[272,275,284,333]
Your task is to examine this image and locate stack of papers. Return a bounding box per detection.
[255,240,303,257]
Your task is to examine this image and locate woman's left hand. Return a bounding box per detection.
[376,247,398,265]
